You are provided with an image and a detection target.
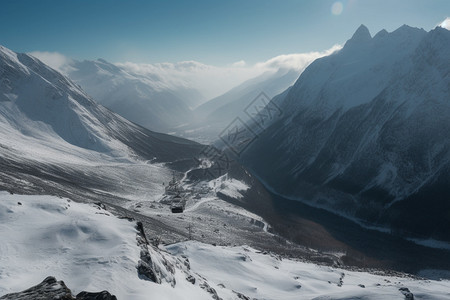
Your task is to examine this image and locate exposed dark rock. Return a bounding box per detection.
[337,272,345,287]
[136,221,148,244]
[186,275,196,284]
[358,284,365,288]
[0,276,73,300]
[76,291,117,300]
[93,202,106,210]
[183,257,191,270]
[0,277,116,300]
[233,291,250,300]
[399,287,414,299]
[137,260,158,282]
[135,222,159,283]
[200,282,222,300]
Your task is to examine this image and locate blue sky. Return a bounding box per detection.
[1,0,449,65]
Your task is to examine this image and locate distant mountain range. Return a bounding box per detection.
[60,58,206,133]
[242,25,450,241]
[54,55,318,139]
[173,68,302,143]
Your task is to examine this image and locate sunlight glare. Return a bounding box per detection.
[331,2,344,15]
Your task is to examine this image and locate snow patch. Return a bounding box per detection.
[209,174,249,200]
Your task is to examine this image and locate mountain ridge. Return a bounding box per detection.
[241,24,450,241]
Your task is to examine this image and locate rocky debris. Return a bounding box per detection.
[93,202,106,210]
[137,260,158,282]
[0,277,117,300]
[337,272,345,287]
[186,275,196,284]
[76,291,117,300]
[0,276,73,300]
[136,221,159,283]
[399,287,414,300]
[358,284,365,288]
[233,291,251,300]
[135,221,176,286]
[199,282,222,300]
[182,256,191,270]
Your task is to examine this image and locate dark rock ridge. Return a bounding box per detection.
[135,221,176,286]
[0,276,117,300]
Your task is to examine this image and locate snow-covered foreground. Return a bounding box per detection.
[168,242,450,300]
[1,192,450,300]
[0,192,212,300]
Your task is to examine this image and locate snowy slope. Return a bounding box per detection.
[242,25,450,241]
[171,242,450,300]
[0,193,215,300]
[63,58,202,133]
[2,192,449,300]
[0,44,202,204]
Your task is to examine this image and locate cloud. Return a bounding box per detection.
[118,44,342,99]
[117,60,263,99]
[255,44,342,70]
[27,51,74,73]
[438,17,450,30]
[28,44,342,101]
[230,60,246,68]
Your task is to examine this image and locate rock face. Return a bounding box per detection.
[136,221,159,283]
[0,277,117,300]
[0,276,73,300]
[399,287,415,300]
[242,25,450,241]
[76,291,117,300]
[135,221,177,286]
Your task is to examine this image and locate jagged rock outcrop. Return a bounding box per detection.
[0,276,72,300]
[399,287,414,300]
[0,277,117,300]
[135,221,176,286]
[76,291,117,300]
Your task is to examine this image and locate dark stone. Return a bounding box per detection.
[186,275,196,284]
[0,276,118,300]
[94,202,106,210]
[76,291,117,300]
[200,282,222,300]
[233,290,250,300]
[358,284,365,288]
[0,276,73,300]
[137,260,158,282]
[399,287,414,300]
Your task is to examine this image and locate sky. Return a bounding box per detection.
[1,0,449,66]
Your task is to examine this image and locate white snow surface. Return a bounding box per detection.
[1,192,450,300]
[0,192,212,300]
[169,242,450,300]
[209,174,250,200]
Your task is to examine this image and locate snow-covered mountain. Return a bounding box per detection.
[0,44,202,202]
[242,25,450,241]
[58,58,204,133]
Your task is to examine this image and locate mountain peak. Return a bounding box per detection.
[352,24,372,41]
[344,25,372,49]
